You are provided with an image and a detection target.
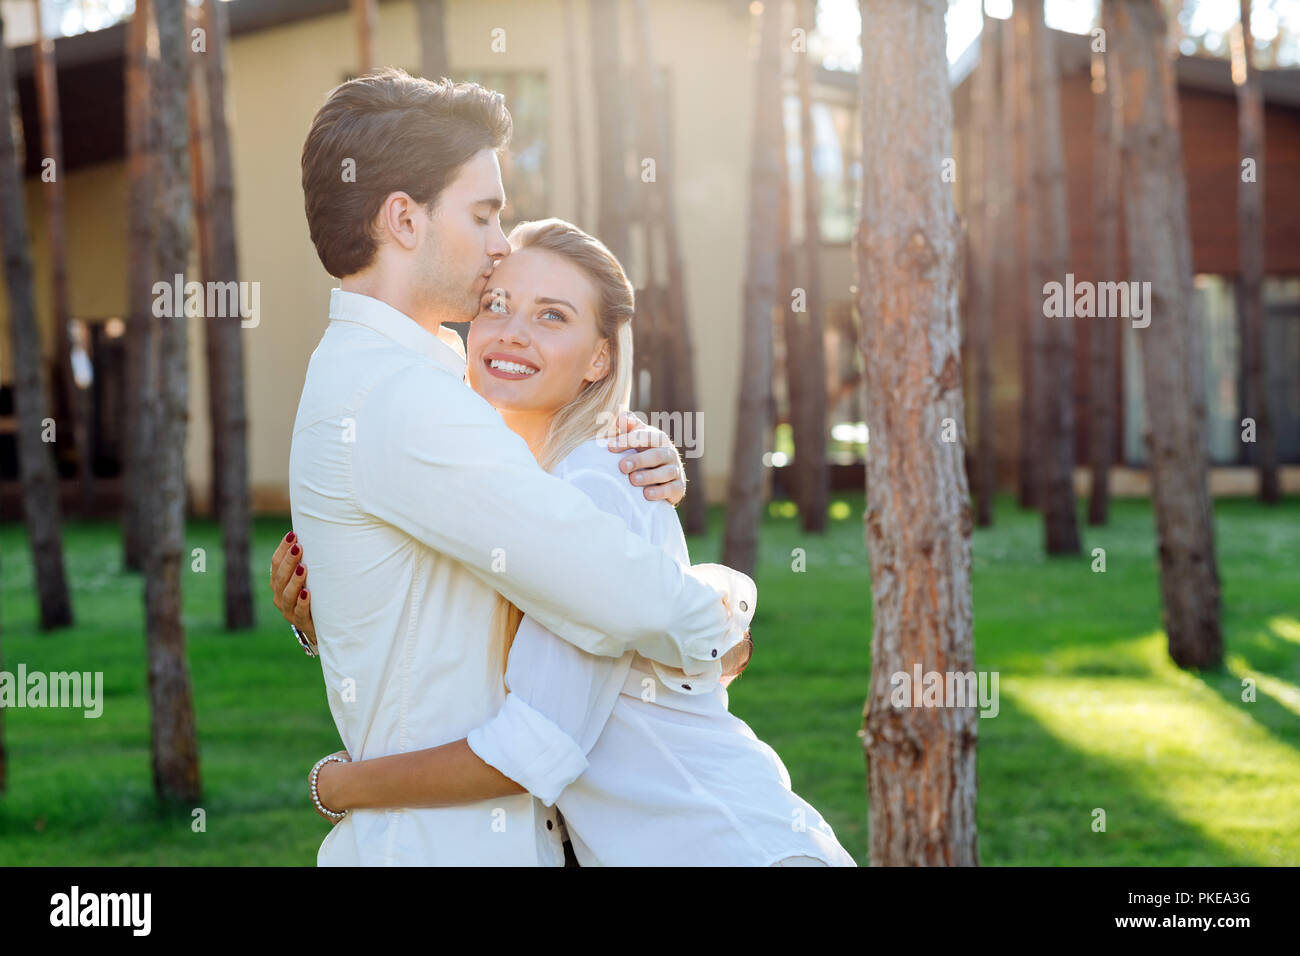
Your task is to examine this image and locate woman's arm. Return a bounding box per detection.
[318,738,523,813]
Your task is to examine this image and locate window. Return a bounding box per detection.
[1123,274,1300,467]
[457,70,549,229]
[783,93,860,246]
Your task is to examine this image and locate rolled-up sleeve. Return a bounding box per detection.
[466,691,589,806]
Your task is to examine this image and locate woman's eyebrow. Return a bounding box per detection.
[535,296,576,312]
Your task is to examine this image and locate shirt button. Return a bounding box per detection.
[711,649,718,658]
[546,819,554,830]
[739,600,748,613]
[682,683,691,690]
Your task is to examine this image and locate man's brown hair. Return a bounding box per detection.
[301,68,512,278]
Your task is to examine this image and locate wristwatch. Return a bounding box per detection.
[292,624,318,658]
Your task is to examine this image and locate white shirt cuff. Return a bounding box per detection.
[466,694,589,806]
[680,563,757,677]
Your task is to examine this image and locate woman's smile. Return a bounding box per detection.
[484,352,541,381]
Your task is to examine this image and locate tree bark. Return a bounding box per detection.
[590,0,631,267]
[970,7,996,528]
[630,0,708,536]
[1087,1,1120,526]
[1235,0,1276,503]
[721,2,782,577]
[1027,0,1081,554]
[857,0,977,867]
[352,0,377,75]
[123,0,157,573]
[146,0,202,803]
[32,5,95,517]
[789,0,829,534]
[1111,0,1222,670]
[563,0,586,226]
[0,9,73,630]
[1010,2,1037,510]
[415,0,449,80]
[197,0,254,630]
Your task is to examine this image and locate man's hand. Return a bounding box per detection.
[269,531,317,650]
[606,411,686,506]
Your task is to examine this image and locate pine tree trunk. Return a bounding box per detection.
[563,0,586,226]
[970,7,996,528]
[791,0,829,534]
[146,0,202,803]
[0,10,73,630]
[1236,0,1276,503]
[32,8,95,517]
[629,0,708,536]
[857,0,977,867]
[1087,1,1120,526]
[590,0,631,267]
[1010,2,1037,510]
[721,2,782,578]
[416,0,449,80]
[353,0,377,75]
[1027,0,1080,554]
[197,0,254,630]
[123,0,156,573]
[1111,0,1222,670]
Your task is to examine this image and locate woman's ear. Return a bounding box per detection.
[586,339,612,383]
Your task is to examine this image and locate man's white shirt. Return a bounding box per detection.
[290,289,748,865]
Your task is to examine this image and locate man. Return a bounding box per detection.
[287,68,749,865]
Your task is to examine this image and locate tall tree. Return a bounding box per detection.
[194,0,253,630]
[590,0,631,267]
[563,0,586,227]
[787,0,830,534]
[857,0,977,866]
[146,0,202,803]
[1009,1,1036,510]
[415,0,449,80]
[1087,1,1121,526]
[1111,0,1222,670]
[352,0,377,74]
[969,5,996,528]
[32,0,94,516]
[0,8,73,630]
[1234,0,1276,503]
[122,0,156,572]
[721,0,782,577]
[1027,0,1080,555]
[630,0,708,536]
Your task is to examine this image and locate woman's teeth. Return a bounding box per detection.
[489,359,537,375]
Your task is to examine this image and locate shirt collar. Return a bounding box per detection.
[329,288,467,377]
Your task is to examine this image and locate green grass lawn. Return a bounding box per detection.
[1,494,1297,865]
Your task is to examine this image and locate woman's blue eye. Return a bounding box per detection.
[488,296,509,314]
[540,309,566,323]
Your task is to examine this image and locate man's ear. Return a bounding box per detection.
[379,191,422,252]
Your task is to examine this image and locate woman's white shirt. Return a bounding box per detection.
[466,438,856,866]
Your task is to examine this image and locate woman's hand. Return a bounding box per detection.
[310,750,351,825]
[269,532,317,651]
[606,411,687,506]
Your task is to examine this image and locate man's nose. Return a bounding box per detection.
[487,222,510,260]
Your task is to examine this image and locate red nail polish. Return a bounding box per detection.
[290,545,300,556]
[295,565,305,577]
[300,589,309,600]
[286,531,296,542]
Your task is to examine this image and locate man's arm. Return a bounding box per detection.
[352,366,748,673]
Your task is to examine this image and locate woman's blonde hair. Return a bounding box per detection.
[489,218,636,681]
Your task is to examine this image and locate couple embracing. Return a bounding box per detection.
[269,67,854,867]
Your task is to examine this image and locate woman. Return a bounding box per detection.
[275,218,855,867]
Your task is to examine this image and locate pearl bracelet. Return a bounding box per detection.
[310,753,350,822]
